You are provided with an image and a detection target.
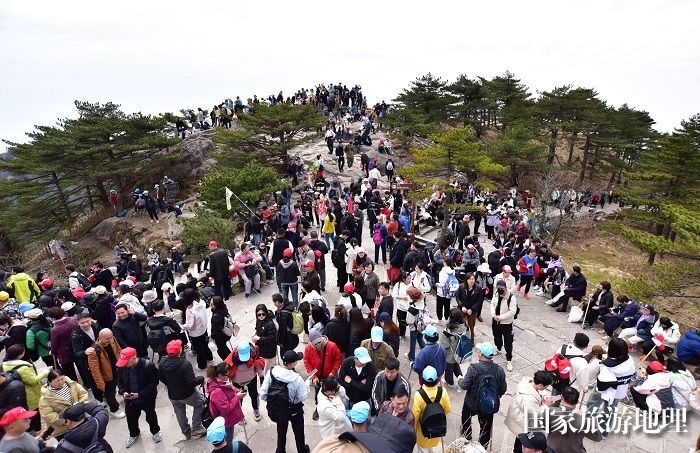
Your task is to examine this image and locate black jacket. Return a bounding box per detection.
[270,238,291,267]
[70,324,101,365]
[255,317,277,359]
[565,273,588,300]
[210,307,231,341]
[276,259,300,284]
[334,238,347,269]
[389,239,409,268]
[308,239,328,269]
[0,370,28,418]
[94,294,115,329]
[117,358,159,401]
[338,356,376,403]
[145,315,182,346]
[112,312,147,354]
[208,248,231,281]
[93,269,113,290]
[456,284,483,311]
[324,317,350,353]
[159,355,204,400]
[276,302,299,349]
[55,403,111,453]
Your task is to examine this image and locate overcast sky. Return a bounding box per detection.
[1,0,698,151]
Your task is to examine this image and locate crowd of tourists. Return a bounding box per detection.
[1,88,699,453]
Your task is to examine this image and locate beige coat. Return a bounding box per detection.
[38,378,90,436]
[505,377,546,435]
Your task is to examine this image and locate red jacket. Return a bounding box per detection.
[304,339,343,379]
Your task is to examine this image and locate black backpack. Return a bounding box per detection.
[418,387,447,439]
[265,370,291,422]
[57,418,113,453]
[76,273,92,292]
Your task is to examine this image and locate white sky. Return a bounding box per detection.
[1,0,698,151]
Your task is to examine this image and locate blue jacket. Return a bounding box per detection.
[412,342,447,379]
[619,302,641,328]
[677,330,700,363]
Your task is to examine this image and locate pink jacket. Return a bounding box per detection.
[206,377,245,428]
[234,251,259,271]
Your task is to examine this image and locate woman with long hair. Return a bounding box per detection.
[439,308,467,386]
[180,288,213,369]
[210,296,232,360]
[348,307,373,353]
[456,272,482,342]
[392,272,411,337]
[379,313,400,356]
[324,305,350,355]
[253,304,277,375]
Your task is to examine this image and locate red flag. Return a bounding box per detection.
[652,334,666,351]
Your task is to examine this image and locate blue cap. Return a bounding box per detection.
[347,401,370,423]
[371,326,384,342]
[476,342,496,358]
[354,347,371,364]
[237,339,251,361]
[207,416,226,444]
[423,325,438,340]
[18,303,35,315]
[422,366,438,383]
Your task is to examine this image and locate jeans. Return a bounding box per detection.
[492,322,513,361]
[408,329,426,361]
[213,278,232,300]
[171,391,205,436]
[125,397,161,437]
[324,233,335,249]
[280,282,299,306]
[276,404,307,453]
[93,380,120,413]
[252,233,262,247]
[461,405,493,448]
[585,390,620,436]
[241,271,261,295]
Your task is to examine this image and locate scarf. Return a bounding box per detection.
[225,345,265,378]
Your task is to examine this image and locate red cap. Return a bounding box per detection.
[127,275,137,283]
[304,260,315,268]
[0,407,37,426]
[166,339,182,356]
[283,248,293,258]
[343,282,354,293]
[209,240,218,248]
[647,361,665,373]
[116,347,137,367]
[314,250,322,258]
[40,279,54,288]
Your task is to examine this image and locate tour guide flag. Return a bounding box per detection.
[225,187,233,211]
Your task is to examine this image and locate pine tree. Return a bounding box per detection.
[447,75,489,137]
[612,114,700,264]
[536,85,573,166]
[487,124,547,187]
[481,71,532,129]
[212,103,324,167]
[400,128,504,239]
[392,73,453,124]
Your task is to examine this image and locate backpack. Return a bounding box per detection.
[283,308,304,335]
[372,225,383,245]
[454,332,474,363]
[201,385,215,428]
[476,365,500,415]
[442,272,460,298]
[221,314,236,337]
[386,161,394,171]
[57,418,112,453]
[545,346,574,392]
[146,323,174,354]
[265,371,291,422]
[328,187,339,200]
[76,273,92,292]
[418,387,447,438]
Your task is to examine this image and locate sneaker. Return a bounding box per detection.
[601,335,611,342]
[126,436,139,449]
[506,361,513,371]
[494,349,501,355]
[153,432,162,443]
[191,427,207,438]
[156,220,160,224]
[150,220,154,224]
[253,288,262,294]
[532,285,540,291]
[254,409,262,421]
[477,316,483,322]
[312,409,319,420]
[111,409,126,419]
[536,290,545,297]
[99,400,108,408]
[244,293,250,298]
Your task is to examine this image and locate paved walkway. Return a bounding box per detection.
[98,210,696,453]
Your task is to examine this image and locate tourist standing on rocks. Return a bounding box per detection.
[208,240,233,300]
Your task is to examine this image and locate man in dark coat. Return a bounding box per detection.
[0,370,27,418]
[116,348,161,448]
[55,403,112,453]
[92,262,113,290]
[551,265,587,312]
[112,304,148,357]
[208,241,232,300]
[159,340,206,439]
